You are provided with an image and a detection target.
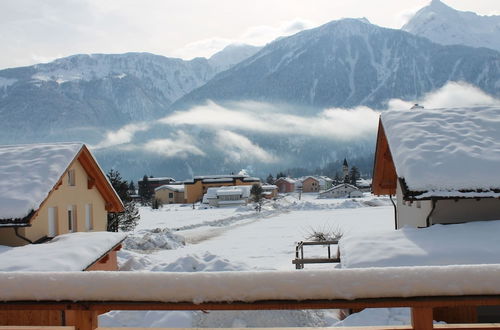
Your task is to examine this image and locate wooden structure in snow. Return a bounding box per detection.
[1,266,500,329]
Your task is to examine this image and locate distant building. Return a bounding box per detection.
[138,176,175,199]
[155,184,185,204]
[203,185,252,207]
[319,183,362,199]
[302,176,320,193]
[274,177,296,193]
[261,184,278,199]
[184,174,260,203]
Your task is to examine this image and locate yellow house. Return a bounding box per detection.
[0,142,124,246]
[155,184,186,204]
[184,175,261,203]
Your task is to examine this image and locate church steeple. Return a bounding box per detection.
[342,158,349,182]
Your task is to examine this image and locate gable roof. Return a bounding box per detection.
[155,184,185,193]
[373,106,500,199]
[0,232,126,271]
[0,143,123,224]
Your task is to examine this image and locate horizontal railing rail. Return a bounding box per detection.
[1,265,500,330]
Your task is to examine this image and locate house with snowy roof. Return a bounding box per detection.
[154,184,185,204]
[184,174,260,203]
[372,106,500,229]
[302,176,320,192]
[274,177,296,193]
[0,143,124,246]
[202,185,252,207]
[319,183,362,199]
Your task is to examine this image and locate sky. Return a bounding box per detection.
[1,0,499,70]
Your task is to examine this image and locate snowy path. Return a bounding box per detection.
[105,194,396,327]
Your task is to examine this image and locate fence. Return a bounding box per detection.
[1,265,500,330]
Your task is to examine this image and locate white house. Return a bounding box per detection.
[318,183,362,199]
[202,185,252,207]
[372,106,500,229]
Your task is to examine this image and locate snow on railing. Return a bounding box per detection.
[1,264,500,302]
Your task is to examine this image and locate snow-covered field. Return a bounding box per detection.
[101,193,399,327]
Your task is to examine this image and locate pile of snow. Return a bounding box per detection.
[0,143,82,219]
[0,232,126,271]
[275,195,388,211]
[341,220,500,268]
[123,228,184,251]
[150,253,248,272]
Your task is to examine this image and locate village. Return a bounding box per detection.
[1,106,500,329]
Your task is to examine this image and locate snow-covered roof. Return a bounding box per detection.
[0,232,126,271]
[381,106,500,198]
[261,185,277,190]
[356,178,372,188]
[204,185,252,199]
[147,177,174,182]
[155,184,185,193]
[275,177,296,184]
[0,143,83,220]
[322,183,359,193]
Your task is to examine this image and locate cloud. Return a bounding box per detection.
[173,18,315,59]
[387,81,500,110]
[92,123,150,149]
[215,130,277,163]
[163,100,380,140]
[142,131,205,158]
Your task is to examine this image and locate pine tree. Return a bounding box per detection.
[138,175,152,205]
[250,183,263,204]
[276,171,287,179]
[266,174,274,184]
[350,166,360,186]
[106,169,140,232]
[128,180,136,195]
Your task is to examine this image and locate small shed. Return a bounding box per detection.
[261,184,278,199]
[372,106,500,229]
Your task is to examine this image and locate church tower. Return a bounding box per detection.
[343,158,349,183]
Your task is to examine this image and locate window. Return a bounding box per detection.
[68,169,76,186]
[67,205,77,232]
[48,207,58,237]
[168,192,174,198]
[85,204,93,231]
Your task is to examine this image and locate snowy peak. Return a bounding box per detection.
[403,0,500,51]
[208,44,262,72]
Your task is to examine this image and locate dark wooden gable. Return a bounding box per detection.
[372,118,397,195]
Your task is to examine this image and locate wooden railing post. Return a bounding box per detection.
[412,307,433,330]
[65,310,99,330]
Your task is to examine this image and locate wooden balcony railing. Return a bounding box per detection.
[1,265,500,330]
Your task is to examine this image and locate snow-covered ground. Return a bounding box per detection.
[101,193,400,327]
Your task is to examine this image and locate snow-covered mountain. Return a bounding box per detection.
[403,0,500,52]
[0,53,218,141]
[208,44,262,73]
[171,18,500,111]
